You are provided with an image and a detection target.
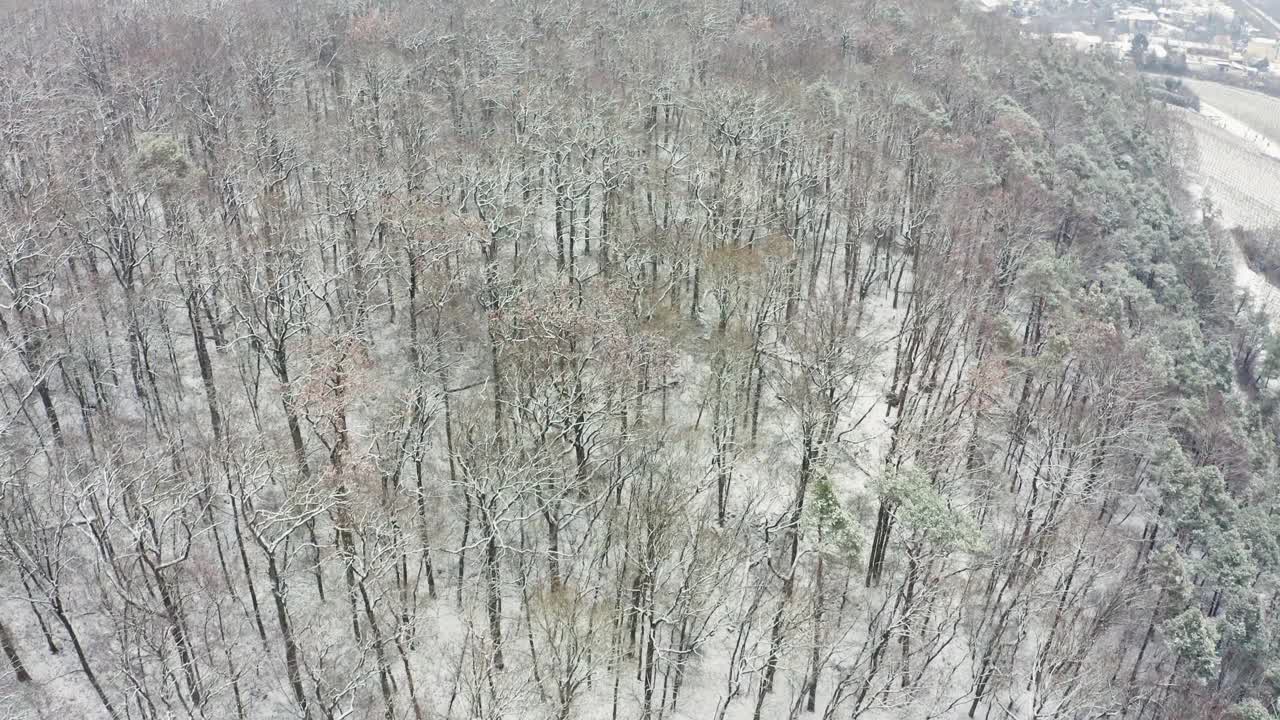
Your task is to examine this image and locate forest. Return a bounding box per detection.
[3,0,1280,719]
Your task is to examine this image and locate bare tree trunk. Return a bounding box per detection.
[0,620,31,682]
[19,575,59,655]
[228,480,270,643]
[482,494,505,671]
[265,552,310,719]
[50,598,120,719]
[146,557,204,705]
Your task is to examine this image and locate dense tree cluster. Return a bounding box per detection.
[1,1,1279,719]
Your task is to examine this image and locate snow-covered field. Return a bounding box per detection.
[1180,104,1280,229]
[1184,78,1280,148]
[1178,86,1280,312]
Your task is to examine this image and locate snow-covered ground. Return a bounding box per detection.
[1197,102,1280,162]
[1178,84,1280,312]
[1184,78,1280,148]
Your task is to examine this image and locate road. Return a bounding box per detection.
[1235,0,1280,37]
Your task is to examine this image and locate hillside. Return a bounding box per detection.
[1,1,1279,719]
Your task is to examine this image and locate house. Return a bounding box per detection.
[1158,7,1196,26]
[1247,37,1280,63]
[1163,37,1230,58]
[1053,31,1105,52]
[1115,7,1159,34]
[1214,59,1254,76]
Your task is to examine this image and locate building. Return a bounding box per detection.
[1158,7,1197,26]
[1115,6,1160,33]
[1053,31,1105,51]
[1247,37,1280,63]
[1212,59,1255,76]
[1162,37,1231,58]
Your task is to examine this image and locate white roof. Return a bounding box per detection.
[1053,31,1104,49]
[1117,7,1159,21]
